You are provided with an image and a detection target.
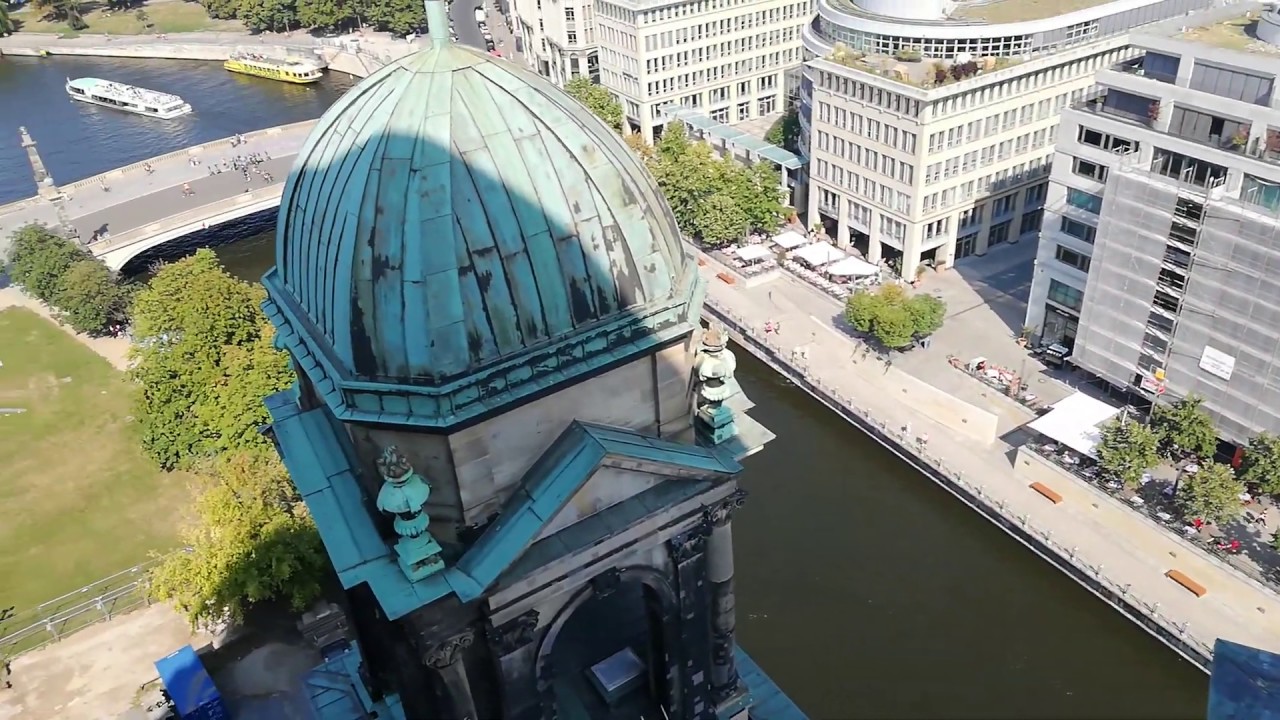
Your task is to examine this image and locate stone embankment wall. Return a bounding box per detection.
[702,300,1216,673]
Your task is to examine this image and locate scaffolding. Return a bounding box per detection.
[1073,151,1280,443]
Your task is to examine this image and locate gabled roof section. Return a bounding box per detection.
[266,390,740,621]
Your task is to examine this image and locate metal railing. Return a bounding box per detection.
[88,182,285,253]
[704,296,1216,671]
[0,556,170,659]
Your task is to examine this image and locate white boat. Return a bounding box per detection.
[65,77,192,119]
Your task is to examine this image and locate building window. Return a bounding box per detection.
[567,31,578,44]
[1055,245,1091,273]
[1072,157,1108,183]
[1078,127,1137,154]
[565,7,575,21]
[1059,217,1096,244]
[992,193,1016,217]
[1024,182,1048,208]
[758,97,776,115]
[956,232,978,259]
[1152,148,1227,188]
[1242,174,1280,212]
[1048,279,1084,311]
[1019,208,1043,236]
[1066,188,1103,214]
[736,101,750,121]
[988,220,1011,246]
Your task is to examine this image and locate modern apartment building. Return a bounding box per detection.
[512,0,601,84]
[1027,3,1280,445]
[800,0,1215,279]
[594,0,811,143]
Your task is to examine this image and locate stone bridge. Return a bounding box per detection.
[0,120,316,271]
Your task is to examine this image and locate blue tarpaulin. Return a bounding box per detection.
[154,645,228,720]
[1207,638,1280,719]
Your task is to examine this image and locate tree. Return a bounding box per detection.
[691,192,749,247]
[872,302,915,349]
[6,224,85,304]
[32,0,86,28]
[360,0,423,36]
[54,259,128,334]
[1150,394,1217,461]
[1240,432,1280,496]
[764,108,801,153]
[844,289,882,333]
[0,4,15,36]
[296,0,356,30]
[564,77,623,132]
[149,451,328,627]
[130,250,293,470]
[1175,462,1244,525]
[1094,417,1160,488]
[906,294,946,338]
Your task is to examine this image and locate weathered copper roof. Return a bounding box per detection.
[264,23,701,428]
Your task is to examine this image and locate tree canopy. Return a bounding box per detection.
[30,0,87,29]
[642,122,787,246]
[564,78,623,133]
[764,108,801,154]
[5,224,128,334]
[1094,416,1159,488]
[1175,462,1244,525]
[0,4,16,36]
[842,285,946,349]
[199,0,425,34]
[1240,432,1280,496]
[1150,395,1217,461]
[130,250,294,470]
[149,451,327,627]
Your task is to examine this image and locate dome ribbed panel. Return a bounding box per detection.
[274,44,690,385]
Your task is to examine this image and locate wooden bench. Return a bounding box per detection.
[1165,569,1207,597]
[697,257,707,267]
[716,272,736,285]
[1028,481,1063,505]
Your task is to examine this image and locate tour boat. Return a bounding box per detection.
[65,77,192,119]
[224,52,326,84]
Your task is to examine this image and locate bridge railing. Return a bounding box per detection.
[62,120,318,194]
[0,555,172,659]
[90,182,285,255]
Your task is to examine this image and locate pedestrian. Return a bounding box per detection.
[919,432,929,449]
[4,660,12,690]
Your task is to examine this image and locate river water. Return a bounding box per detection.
[0,54,1208,718]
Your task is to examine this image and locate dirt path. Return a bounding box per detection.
[0,287,131,372]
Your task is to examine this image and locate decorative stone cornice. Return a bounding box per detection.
[424,629,475,669]
[704,489,748,528]
[488,610,541,656]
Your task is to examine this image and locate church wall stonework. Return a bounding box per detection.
[345,428,463,540]
[654,337,699,438]
[449,355,663,525]
[532,466,667,541]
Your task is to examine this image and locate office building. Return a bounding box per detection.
[594,0,811,143]
[1028,4,1280,445]
[512,0,601,83]
[800,0,1213,279]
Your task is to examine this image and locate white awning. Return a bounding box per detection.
[734,245,773,262]
[825,256,879,277]
[1027,392,1122,458]
[791,241,846,267]
[772,230,808,249]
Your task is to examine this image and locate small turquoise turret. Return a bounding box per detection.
[376,445,445,581]
[693,324,741,446]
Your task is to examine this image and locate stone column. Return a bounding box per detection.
[806,181,820,229]
[836,207,850,249]
[705,489,748,704]
[425,630,479,720]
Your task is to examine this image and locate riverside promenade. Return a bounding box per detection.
[696,247,1280,670]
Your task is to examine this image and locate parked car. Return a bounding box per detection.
[474,6,485,23]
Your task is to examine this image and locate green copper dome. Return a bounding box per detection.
[262,19,703,429]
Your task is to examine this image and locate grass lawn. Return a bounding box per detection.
[15,1,244,35]
[0,308,189,614]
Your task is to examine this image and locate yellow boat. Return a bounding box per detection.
[224,53,326,84]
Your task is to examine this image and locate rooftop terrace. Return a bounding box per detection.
[949,0,1114,24]
[1173,11,1280,56]
[823,43,1021,89]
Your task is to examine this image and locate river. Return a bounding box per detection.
[0,54,1208,718]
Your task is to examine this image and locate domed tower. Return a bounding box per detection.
[262,3,791,720]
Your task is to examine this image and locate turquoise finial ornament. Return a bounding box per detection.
[693,324,741,446]
[425,0,449,46]
[376,446,445,581]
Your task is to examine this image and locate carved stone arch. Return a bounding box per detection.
[533,566,682,720]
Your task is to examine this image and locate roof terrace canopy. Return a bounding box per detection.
[735,245,773,262]
[772,230,808,248]
[1027,392,1122,458]
[792,241,846,267]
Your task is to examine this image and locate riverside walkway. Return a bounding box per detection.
[696,245,1280,668]
[0,121,314,269]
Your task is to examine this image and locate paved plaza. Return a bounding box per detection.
[701,240,1280,660]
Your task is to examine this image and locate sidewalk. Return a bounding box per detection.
[700,256,1280,659]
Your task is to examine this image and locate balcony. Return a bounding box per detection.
[1247,128,1280,167]
[1168,106,1250,156]
[1074,89,1157,129]
[1111,54,1179,85]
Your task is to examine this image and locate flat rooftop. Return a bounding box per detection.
[949,0,1113,23]
[1173,12,1280,56]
